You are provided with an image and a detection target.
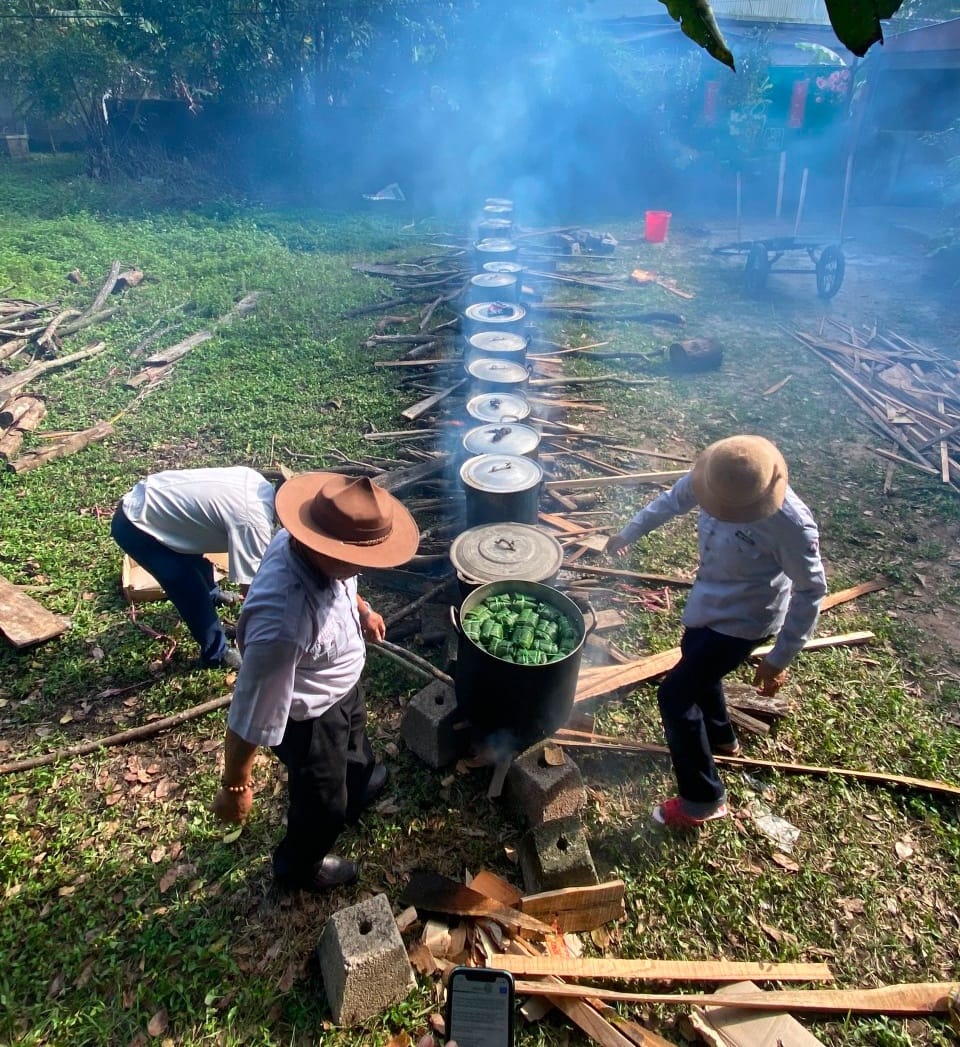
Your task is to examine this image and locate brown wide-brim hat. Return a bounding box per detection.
[691,435,788,523]
[275,472,420,569]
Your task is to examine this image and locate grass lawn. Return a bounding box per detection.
[1,155,958,1047]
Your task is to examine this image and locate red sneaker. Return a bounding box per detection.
[652,796,728,829]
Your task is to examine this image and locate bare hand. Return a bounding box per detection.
[753,659,788,697]
[605,533,631,558]
[361,609,386,643]
[210,787,253,825]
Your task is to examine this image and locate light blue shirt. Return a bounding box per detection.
[619,473,826,669]
[227,530,366,746]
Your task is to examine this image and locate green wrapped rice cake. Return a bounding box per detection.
[461,590,580,664]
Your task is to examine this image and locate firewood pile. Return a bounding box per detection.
[394,868,957,1045]
[786,320,960,496]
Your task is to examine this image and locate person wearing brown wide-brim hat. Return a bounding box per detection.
[211,472,420,892]
[606,435,826,831]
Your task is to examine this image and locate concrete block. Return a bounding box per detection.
[504,743,586,826]
[400,679,470,769]
[518,816,599,894]
[318,892,415,1026]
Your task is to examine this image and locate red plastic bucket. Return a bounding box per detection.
[645,210,672,243]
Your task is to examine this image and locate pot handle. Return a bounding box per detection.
[450,603,462,635]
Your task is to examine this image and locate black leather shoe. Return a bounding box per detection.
[364,762,388,805]
[275,855,359,893]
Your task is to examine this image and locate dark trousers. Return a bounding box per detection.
[111,505,227,665]
[657,626,759,809]
[270,682,375,880]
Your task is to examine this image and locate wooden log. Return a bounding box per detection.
[820,579,887,611]
[749,631,873,659]
[0,573,70,648]
[8,421,114,473]
[0,396,46,460]
[0,341,108,398]
[113,268,145,291]
[0,695,232,776]
[0,337,29,362]
[0,395,45,430]
[510,979,955,1017]
[83,260,121,317]
[143,330,214,367]
[520,880,626,933]
[494,955,834,983]
[668,337,724,374]
[367,640,453,687]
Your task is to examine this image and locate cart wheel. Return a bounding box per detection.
[816,245,845,299]
[743,243,769,295]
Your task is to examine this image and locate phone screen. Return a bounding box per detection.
[446,968,514,1047]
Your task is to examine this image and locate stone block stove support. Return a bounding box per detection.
[317,892,415,1025]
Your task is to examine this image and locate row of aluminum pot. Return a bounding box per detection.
[450,199,588,747]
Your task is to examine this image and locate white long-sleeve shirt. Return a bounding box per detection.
[619,472,826,668]
[121,467,275,585]
[227,530,366,747]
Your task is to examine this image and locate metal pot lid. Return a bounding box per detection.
[462,422,540,458]
[478,217,513,231]
[482,260,524,275]
[485,197,514,209]
[464,301,526,325]
[466,357,529,384]
[467,331,527,354]
[460,453,543,493]
[450,522,563,583]
[470,273,516,291]
[465,391,531,423]
[475,238,517,254]
[483,204,513,216]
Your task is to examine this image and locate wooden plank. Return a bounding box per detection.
[468,869,524,908]
[546,470,687,491]
[749,631,873,659]
[0,572,69,647]
[939,395,951,483]
[401,379,465,421]
[692,981,827,1047]
[121,552,229,604]
[563,564,693,587]
[494,955,834,983]
[520,880,625,933]
[510,979,955,1017]
[575,648,681,702]
[820,580,887,611]
[551,729,960,799]
[400,871,552,937]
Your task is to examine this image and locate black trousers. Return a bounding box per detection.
[657,626,760,809]
[270,682,375,880]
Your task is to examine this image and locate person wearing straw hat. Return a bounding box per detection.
[606,435,826,830]
[211,472,420,892]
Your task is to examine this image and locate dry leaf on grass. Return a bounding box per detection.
[146,1008,169,1037]
[895,839,915,860]
[771,852,800,872]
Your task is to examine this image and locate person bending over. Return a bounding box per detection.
[606,435,826,830]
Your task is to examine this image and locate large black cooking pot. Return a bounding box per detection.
[464,330,528,368]
[460,453,542,527]
[452,579,591,749]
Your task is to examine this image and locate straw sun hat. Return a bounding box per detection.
[275,472,420,569]
[690,435,788,523]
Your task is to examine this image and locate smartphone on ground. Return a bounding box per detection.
[445,965,515,1047]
